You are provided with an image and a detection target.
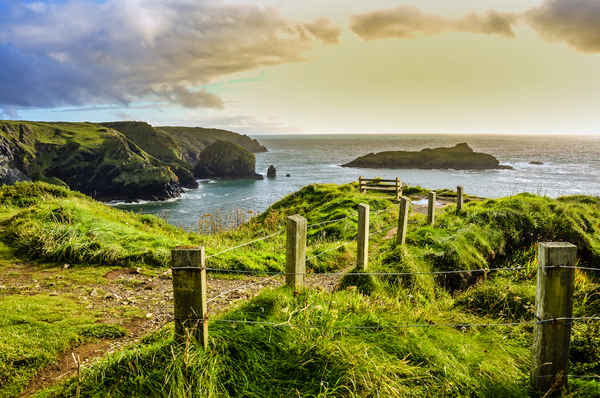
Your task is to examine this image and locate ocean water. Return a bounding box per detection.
[114,134,600,230]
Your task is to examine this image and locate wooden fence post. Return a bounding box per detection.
[172,246,208,350]
[359,176,366,194]
[427,191,436,226]
[396,178,401,200]
[357,203,369,270]
[457,185,464,212]
[396,197,409,246]
[531,242,577,394]
[286,214,307,289]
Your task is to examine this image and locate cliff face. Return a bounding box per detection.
[0,121,182,201]
[194,140,263,180]
[156,126,268,166]
[101,121,198,188]
[341,143,512,170]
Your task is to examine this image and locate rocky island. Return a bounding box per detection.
[341,143,512,170]
[194,140,263,180]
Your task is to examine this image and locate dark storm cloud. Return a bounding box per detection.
[0,0,341,114]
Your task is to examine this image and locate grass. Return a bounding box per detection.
[0,294,122,398]
[38,288,534,398]
[1,182,201,268]
[3,181,600,397]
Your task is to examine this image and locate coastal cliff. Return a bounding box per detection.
[341,143,512,170]
[0,121,182,201]
[194,140,263,179]
[0,120,270,201]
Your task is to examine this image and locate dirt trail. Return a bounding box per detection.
[1,261,347,397]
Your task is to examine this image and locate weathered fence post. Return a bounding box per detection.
[427,191,436,226]
[359,176,366,194]
[457,185,464,212]
[286,214,307,289]
[396,197,409,246]
[357,203,369,270]
[395,178,401,200]
[172,246,208,350]
[531,242,577,394]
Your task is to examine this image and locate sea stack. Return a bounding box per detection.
[193,140,263,179]
[267,165,276,178]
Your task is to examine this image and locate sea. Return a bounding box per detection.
[114,134,600,230]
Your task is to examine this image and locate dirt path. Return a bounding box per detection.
[0,260,347,397]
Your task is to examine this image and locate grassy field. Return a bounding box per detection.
[2,182,600,397]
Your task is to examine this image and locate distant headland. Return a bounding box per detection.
[341,143,512,170]
[0,120,268,201]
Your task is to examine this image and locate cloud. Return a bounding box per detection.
[0,0,340,114]
[455,10,518,39]
[164,86,224,109]
[349,5,516,41]
[524,0,600,53]
[349,5,450,40]
[302,18,342,45]
[349,1,600,54]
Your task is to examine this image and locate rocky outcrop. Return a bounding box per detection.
[194,140,263,180]
[154,126,268,166]
[0,121,183,201]
[101,121,198,189]
[0,133,30,186]
[267,165,276,178]
[341,143,512,170]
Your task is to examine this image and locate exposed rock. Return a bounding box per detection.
[341,143,512,170]
[0,121,183,201]
[267,165,276,178]
[286,174,291,177]
[194,140,263,180]
[529,161,544,165]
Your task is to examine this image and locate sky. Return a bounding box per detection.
[1,0,599,135]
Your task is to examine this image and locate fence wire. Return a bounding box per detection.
[206,230,283,259]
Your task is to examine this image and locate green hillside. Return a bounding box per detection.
[0,121,182,200]
[2,182,600,397]
[156,126,267,166]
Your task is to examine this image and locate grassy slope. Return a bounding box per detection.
[156,126,267,165]
[2,182,600,396]
[0,121,178,196]
[0,182,201,268]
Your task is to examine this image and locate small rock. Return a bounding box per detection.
[89,288,98,297]
[145,313,153,319]
[62,264,70,270]
[127,296,136,302]
[160,269,173,280]
[285,174,291,177]
[86,304,94,309]
[0,286,6,290]
[133,267,142,274]
[267,165,276,178]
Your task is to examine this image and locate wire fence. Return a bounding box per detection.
[172,191,600,390]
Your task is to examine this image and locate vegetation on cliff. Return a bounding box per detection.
[0,121,182,200]
[156,126,267,166]
[0,120,270,200]
[2,182,600,397]
[341,143,512,170]
[194,140,263,179]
